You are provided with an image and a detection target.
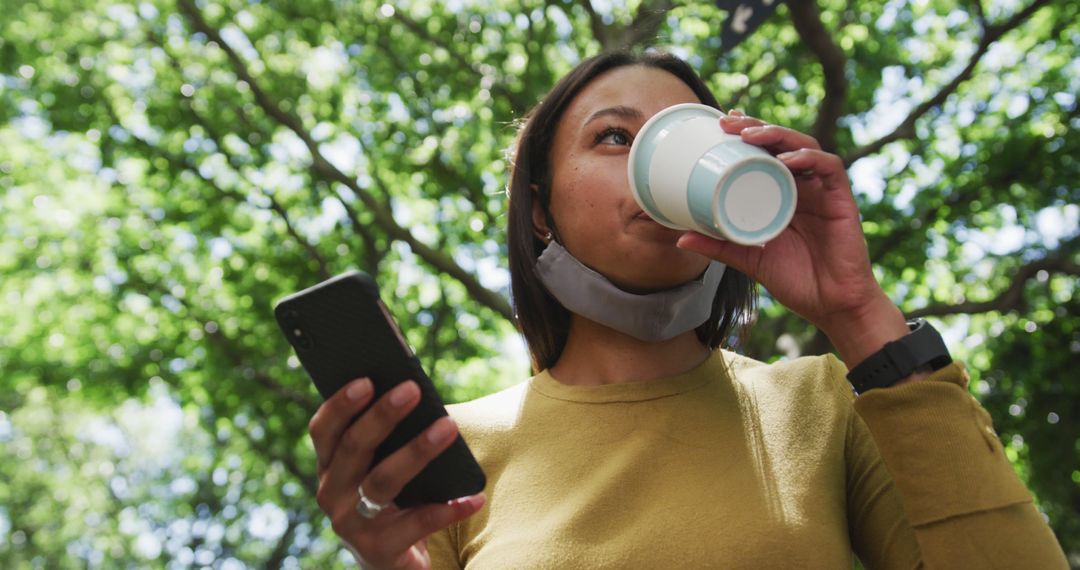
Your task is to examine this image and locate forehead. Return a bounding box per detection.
[561,65,702,126]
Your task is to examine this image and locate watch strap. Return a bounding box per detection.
[846,319,953,394]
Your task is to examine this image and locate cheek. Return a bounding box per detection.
[553,159,593,214]
[555,157,620,213]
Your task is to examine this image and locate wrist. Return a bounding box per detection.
[821,297,910,371]
[845,319,953,394]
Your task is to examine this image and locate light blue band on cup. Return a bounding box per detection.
[631,107,719,227]
[687,152,795,243]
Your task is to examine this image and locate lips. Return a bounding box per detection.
[634,210,654,222]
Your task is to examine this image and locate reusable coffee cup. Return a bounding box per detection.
[627,103,797,245]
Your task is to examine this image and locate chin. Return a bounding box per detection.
[612,263,712,294]
[581,232,710,291]
[642,246,710,276]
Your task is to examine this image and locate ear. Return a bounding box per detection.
[530,184,552,242]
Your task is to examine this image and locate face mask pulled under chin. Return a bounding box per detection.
[534,240,726,343]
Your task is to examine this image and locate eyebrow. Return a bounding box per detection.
[583,105,644,126]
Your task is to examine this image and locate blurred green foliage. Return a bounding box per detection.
[0,0,1077,567]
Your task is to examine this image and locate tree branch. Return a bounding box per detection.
[389,10,530,115]
[264,512,301,570]
[788,0,848,153]
[968,0,988,28]
[725,63,783,111]
[321,180,386,276]
[422,267,454,379]
[113,256,320,409]
[797,244,1079,356]
[577,0,675,51]
[144,27,333,280]
[621,0,676,49]
[906,248,1080,319]
[187,106,333,281]
[576,0,609,48]
[868,101,1056,265]
[91,166,319,410]
[844,0,1052,166]
[107,96,332,286]
[239,424,318,497]
[223,90,393,274]
[220,96,390,273]
[177,0,514,323]
[524,2,554,83]
[368,30,501,234]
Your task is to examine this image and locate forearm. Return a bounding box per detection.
[853,365,1068,567]
[910,502,1069,569]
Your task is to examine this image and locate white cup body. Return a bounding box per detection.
[627,103,797,245]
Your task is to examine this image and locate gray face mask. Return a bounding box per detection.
[534,240,726,342]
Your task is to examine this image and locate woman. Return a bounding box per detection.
[308,52,1068,568]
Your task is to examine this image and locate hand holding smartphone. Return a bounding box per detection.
[274,271,486,509]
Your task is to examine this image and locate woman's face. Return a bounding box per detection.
[537,65,712,293]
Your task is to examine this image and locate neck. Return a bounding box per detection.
[548,314,712,386]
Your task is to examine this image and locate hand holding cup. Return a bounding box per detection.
[674,110,897,343]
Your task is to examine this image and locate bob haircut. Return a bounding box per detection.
[507,51,757,371]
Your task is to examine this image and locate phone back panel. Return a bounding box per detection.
[274,271,486,507]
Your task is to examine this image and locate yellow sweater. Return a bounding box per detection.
[427,351,1067,569]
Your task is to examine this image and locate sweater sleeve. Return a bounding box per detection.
[425,522,463,570]
[846,359,1068,568]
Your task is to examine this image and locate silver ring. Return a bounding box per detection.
[356,484,388,519]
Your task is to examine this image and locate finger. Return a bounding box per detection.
[377,494,487,557]
[391,544,426,570]
[309,378,375,473]
[719,113,767,135]
[317,381,421,510]
[738,124,822,153]
[327,500,407,570]
[777,149,848,188]
[341,494,485,569]
[359,416,460,506]
[676,232,765,280]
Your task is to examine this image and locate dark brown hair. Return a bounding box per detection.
[507,51,756,371]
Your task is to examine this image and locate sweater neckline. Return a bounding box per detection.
[529,350,727,404]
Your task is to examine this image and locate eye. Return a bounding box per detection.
[594,126,633,147]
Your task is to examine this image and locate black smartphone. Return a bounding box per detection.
[274,270,486,508]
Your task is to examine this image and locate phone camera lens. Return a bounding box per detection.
[285,312,314,349]
[293,327,313,349]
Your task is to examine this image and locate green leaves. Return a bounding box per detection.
[1,0,1077,564]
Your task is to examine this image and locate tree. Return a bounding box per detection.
[1,0,1076,566]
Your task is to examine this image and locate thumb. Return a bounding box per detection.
[676,232,762,280]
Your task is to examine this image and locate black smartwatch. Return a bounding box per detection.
[846,319,953,394]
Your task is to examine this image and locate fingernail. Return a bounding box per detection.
[390,381,415,407]
[426,419,456,444]
[468,493,487,510]
[346,378,372,401]
[452,493,486,511]
[743,126,764,135]
[777,151,795,159]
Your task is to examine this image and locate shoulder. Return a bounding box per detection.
[446,380,530,437]
[444,380,531,468]
[722,350,854,408]
[721,351,856,454]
